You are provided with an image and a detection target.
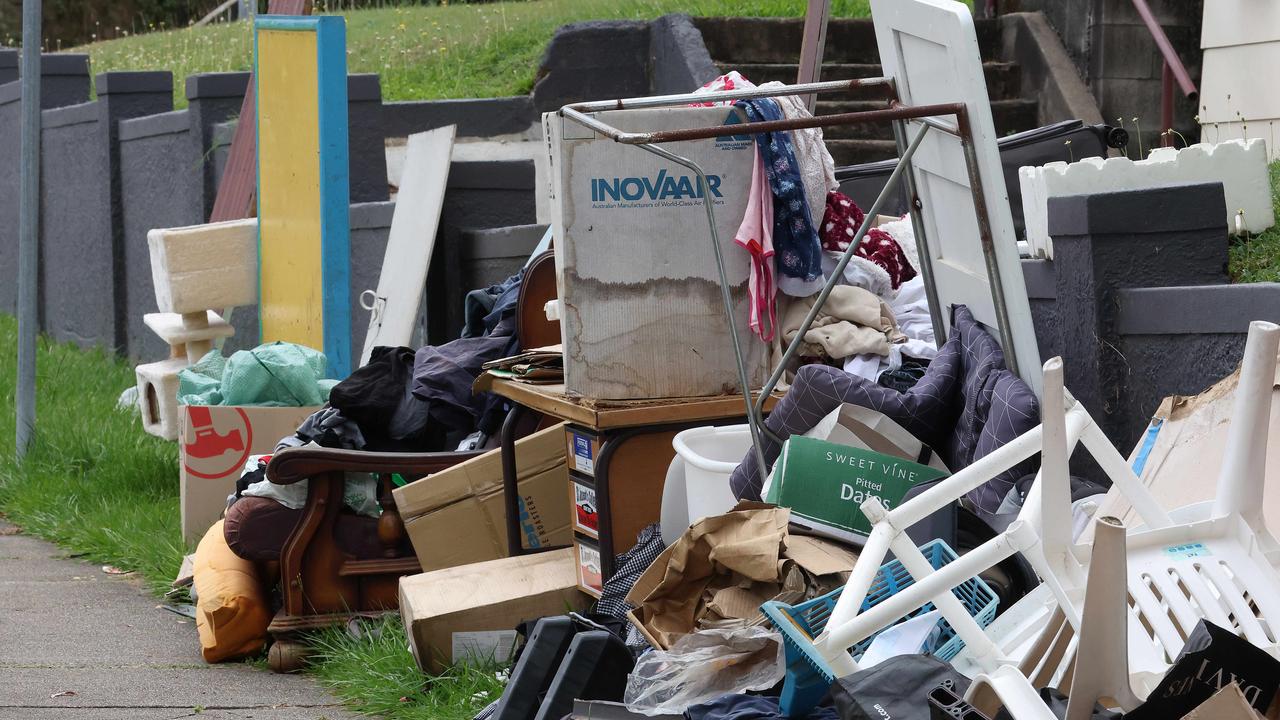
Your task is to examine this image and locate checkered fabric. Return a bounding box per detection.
[595,523,665,621]
[730,305,1040,516]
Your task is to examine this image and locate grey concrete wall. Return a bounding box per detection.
[347,74,389,203]
[185,72,251,218]
[382,96,535,139]
[1021,0,1203,148]
[119,109,204,360]
[431,160,539,343]
[0,54,95,317]
[1046,181,1231,452]
[532,20,651,113]
[649,14,719,95]
[998,12,1105,126]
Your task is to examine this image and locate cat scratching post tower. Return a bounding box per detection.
[134,218,259,440]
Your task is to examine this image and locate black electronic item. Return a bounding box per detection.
[929,681,993,720]
[492,616,578,720]
[532,630,635,720]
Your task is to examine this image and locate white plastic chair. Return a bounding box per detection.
[811,321,1280,717]
[1025,320,1280,692]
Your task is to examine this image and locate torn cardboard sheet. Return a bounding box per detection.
[1098,359,1280,535]
[625,502,857,649]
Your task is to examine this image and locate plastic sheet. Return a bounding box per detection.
[623,625,784,716]
[178,342,337,407]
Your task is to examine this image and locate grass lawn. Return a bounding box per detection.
[1228,160,1280,283]
[0,314,500,718]
[73,0,873,108]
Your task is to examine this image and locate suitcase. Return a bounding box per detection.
[492,616,578,720]
[532,630,635,720]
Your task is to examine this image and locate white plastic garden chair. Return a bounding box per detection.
[1021,319,1280,694]
[810,321,1280,716]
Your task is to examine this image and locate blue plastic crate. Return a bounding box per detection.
[760,539,998,718]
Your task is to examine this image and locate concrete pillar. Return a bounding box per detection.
[1048,180,1227,444]
[185,72,250,220]
[38,53,92,109]
[347,73,388,203]
[0,48,16,86]
[95,71,175,350]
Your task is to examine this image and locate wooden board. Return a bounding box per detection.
[359,126,455,365]
[479,375,780,430]
[209,0,310,223]
[871,0,1043,395]
[255,15,352,378]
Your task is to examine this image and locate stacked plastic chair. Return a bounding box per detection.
[803,320,1280,719]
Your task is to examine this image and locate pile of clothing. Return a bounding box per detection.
[695,72,937,393]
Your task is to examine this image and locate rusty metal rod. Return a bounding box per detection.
[562,101,965,146]
[1129,0,1197,99]
[565,77,893,114]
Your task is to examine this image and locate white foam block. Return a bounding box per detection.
[143,311,235,347]
[1019,139,1275,259]
[148,218,259,314]
[136,356,190,441]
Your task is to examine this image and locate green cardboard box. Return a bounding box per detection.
[765,436,949,542]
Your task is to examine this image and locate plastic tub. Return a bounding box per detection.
[671,425,753,525]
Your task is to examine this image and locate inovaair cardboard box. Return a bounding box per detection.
[392,423,572,572]
[545,106,769,399]
[179,404,320,545]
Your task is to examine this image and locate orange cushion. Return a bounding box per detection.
[193,520,271,663]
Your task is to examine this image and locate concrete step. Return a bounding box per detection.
[694,16,998,65]
[815,98,1040,138]
[720,61,1021,99]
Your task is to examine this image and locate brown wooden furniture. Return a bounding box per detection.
[517,250,560,349]
[481,375,779,597]
[262,445,482,671]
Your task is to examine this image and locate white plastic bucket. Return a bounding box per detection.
[671,425,753,525]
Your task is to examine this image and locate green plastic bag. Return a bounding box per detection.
[178,342,337,407]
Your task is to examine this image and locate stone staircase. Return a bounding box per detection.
[694,16,1039,166]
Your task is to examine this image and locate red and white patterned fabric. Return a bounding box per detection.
[819,192,917,290]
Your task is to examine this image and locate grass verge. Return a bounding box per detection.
[308,614,507,720]
[0,314,184,597]
[1228,160,1280,283]
[0,313,504,714]
[75,0,874,108]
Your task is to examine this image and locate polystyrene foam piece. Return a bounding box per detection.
[148,218,259,314]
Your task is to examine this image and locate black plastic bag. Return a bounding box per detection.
[829,655,971,720]
[1124,620,1280,720]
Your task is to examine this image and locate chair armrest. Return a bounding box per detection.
[267,446,485,485]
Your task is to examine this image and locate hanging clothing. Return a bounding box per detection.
[734,145,777,341]
[690,71,756,106]
[760,81,840,229]
[734,98,825,297]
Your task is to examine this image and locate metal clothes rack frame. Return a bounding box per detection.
[559,77,1018,476]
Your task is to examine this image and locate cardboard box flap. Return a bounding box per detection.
[399,547,579,619]
[783,534,858,577]
[394,422,566,519]
[1180,684,1266,720]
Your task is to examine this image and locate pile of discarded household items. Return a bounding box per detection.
[131,1,1280,719]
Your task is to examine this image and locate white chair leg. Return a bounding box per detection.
[1215,320,1280,527]
[967,665,1059,720]
[1064,516,1141,720]
[1038,358,1075,579]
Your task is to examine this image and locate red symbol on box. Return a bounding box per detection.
[183,406,254,480]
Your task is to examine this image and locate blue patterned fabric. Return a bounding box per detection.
[735,98,823,285]
[730,306,1040,516]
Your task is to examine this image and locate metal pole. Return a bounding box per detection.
[16,0,42,460]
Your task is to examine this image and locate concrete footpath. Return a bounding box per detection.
[0,520,358,720]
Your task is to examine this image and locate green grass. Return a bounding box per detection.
[74,0,873,108]
[0,314,505,714]
[308,614,507,720]
[0,314,185,597]
[1228,160,1280,283]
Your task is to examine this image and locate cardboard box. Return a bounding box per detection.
[179,404,319,546]
[546,106,769,399]
[399,547,589,673]
[766,438,948,543]
[393,423,571,572]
